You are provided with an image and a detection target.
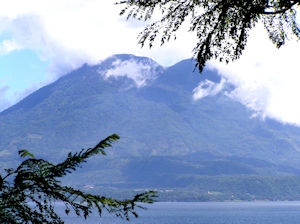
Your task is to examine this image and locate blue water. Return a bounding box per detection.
[57,201,300,224]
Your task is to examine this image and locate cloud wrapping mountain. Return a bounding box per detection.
[100,55,164,87]
[193,78,226,100]
[209,24,300,125]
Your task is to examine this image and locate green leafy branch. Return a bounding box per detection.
[0,134,157,223]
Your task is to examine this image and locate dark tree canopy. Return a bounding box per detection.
[0,134,156,224]
[118,0,300,72]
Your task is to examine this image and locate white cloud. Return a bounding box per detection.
[100,56,163,87]
[0,0,195,76]
[209,24,300,125]
[4,14,96,80]
[0,39,22,55]
[193,79,226,100]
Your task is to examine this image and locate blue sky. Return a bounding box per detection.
[0,30,48,107]
[0,48,48,100]
[0,0,299,125]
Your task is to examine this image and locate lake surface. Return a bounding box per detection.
[57,201,300,224]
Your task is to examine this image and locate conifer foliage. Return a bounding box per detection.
[0,134,156,223]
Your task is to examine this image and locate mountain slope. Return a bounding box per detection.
[1,54,300,186]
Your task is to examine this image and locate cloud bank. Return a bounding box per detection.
[208,24,300,125]
[0,0,194,75]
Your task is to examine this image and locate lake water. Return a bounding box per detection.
[57,201,300,224]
